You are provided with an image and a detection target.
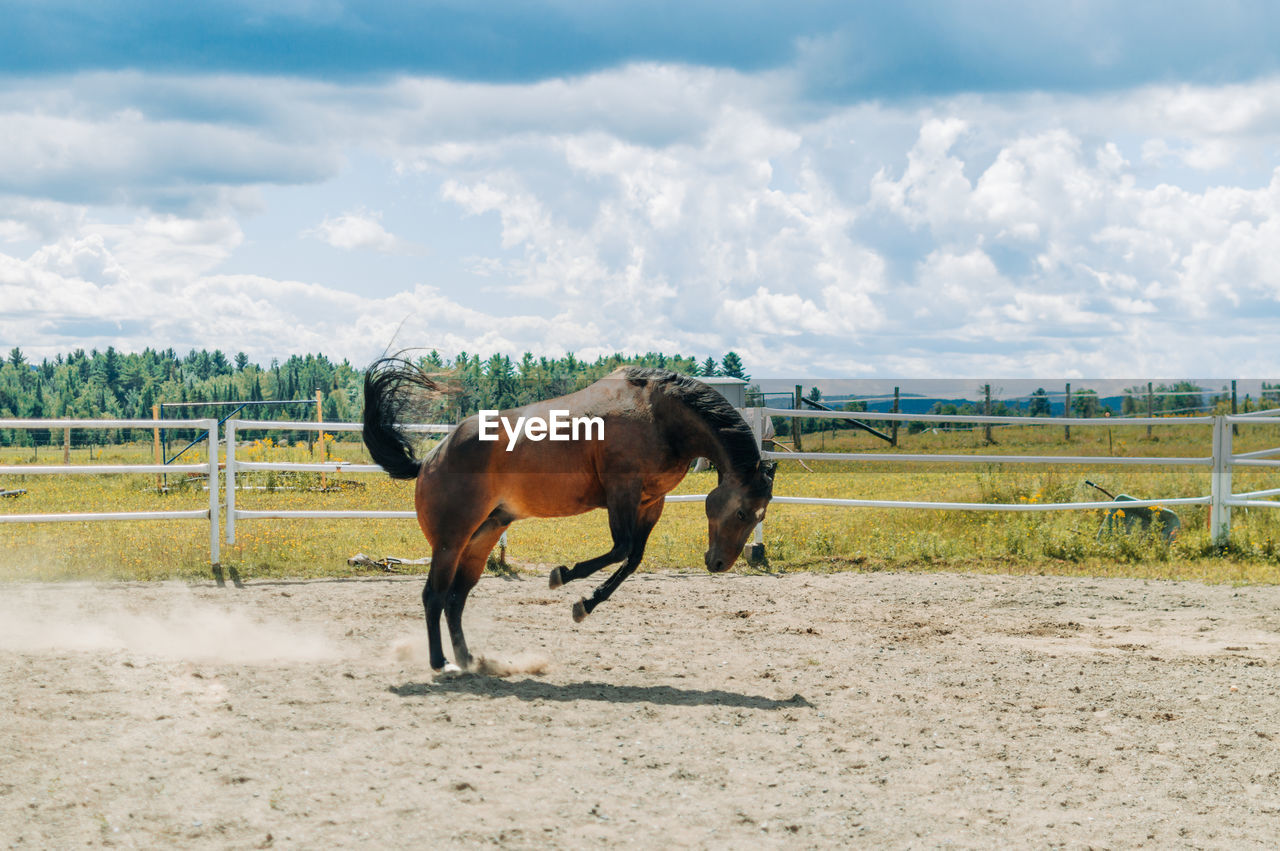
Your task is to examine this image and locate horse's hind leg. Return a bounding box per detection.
[445,515,511,670]
[422,582,445,669]
[419,491,501,671]
[422,543,461,672]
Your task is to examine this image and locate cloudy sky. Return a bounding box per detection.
[2,1,1279,378]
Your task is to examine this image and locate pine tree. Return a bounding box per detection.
[211,349,230,375]
[0,346,753,441]
[720,351,746,379]
[1028,388,1051,417]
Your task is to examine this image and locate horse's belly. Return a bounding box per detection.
[500,472,604,519]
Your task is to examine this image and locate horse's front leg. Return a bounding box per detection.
[548,541,630,589]
[573,499,663,622]
[549,485,640,589]
[572,556,641,622]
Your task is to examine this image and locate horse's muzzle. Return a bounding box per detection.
[704,551,730,573]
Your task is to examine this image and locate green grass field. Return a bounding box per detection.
[2,417,1279,583]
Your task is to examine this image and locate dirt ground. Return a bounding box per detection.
[4,567,1280,849]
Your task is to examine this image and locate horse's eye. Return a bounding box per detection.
[736,509,747,521]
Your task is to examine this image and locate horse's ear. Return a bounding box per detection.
[758,459,777,483]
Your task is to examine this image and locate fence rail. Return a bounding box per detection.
[760,451,1212,466]
[223,410,1274,558]
[0,464,208,475]
[223,419,451,545]
[0,417,221,566]
[754,407,1278,546]
[757,407,1216,425]
[766,495,1212,512]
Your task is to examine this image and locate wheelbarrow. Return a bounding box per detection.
[1085,480,1181,542]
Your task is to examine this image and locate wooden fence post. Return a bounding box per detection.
[63,426,71,465]
[983,384,992,444]
[793,384,803,453]
[1064,383,1071,441]
[891,386,899,447]
[1231,379,1238,436]
[1152,383,1162,440]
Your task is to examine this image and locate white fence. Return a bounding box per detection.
[224,419,450,544]
[757,407,1280,546]
[2,409,1277,575]
[222,410,1277,555]
[0,417,221,564]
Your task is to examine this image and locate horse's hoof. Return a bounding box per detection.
[439,662,463,677]
[572,599,588,623]
[549,566,567,589]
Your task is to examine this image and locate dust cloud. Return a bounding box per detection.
[389,634,551,676]
[0,584,340,663]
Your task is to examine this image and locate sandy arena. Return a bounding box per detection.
[3,568,1280,848]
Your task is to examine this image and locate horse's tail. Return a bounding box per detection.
[362,357,444,480]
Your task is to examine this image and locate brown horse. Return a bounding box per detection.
[362,359,776,672]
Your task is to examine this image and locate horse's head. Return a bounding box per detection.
[704,460,776,573]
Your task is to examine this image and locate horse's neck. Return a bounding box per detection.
[676,406,740,482]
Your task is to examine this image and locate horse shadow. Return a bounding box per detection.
[389,677,812,710]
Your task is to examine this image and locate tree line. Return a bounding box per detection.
[8,346,1265,448]
[0,346,749,446]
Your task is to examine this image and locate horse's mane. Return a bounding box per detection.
[622,367,760,480]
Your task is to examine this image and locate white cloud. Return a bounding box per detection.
[304,210,414,254]
[2,68,1280,376]
[869,117,973,232]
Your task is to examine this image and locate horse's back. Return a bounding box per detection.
[414,371,687,531]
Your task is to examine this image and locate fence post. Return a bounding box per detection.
[746,406,767,565]
[225,418,237,546]
[1064,383,1071,440]
[316,389,327,491]
[206,418,221,573]
[983,384,992,444]
[152,404,162,491]
[63,426,70,465]
[1231,379,1238,436]
[1152,383,1162,437]
[793,384,803,452]
[1210,415,1232,548]
[891,386,899,447]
